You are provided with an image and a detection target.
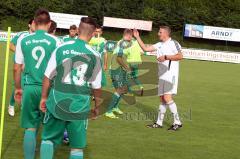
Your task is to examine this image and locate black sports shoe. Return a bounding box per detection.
[168,124,183,131]
[146,123,163,128]
[140,88,144,96]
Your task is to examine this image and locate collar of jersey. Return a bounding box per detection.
[35,29,47,34]
[163,37,172,43]
[76,38,87,44]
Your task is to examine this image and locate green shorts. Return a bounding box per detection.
[42,111,88,149]
[110,67,128,89]
[101,71,107,87]
[21,85,43,128]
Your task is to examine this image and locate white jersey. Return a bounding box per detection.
[153,38,181,95]
[153,38,181,81]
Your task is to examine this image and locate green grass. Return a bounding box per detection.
[0,41,240,159]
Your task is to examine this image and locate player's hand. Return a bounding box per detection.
[133,29,140,38]
[157,56,166,62]
[14,89,22,105]
[125,66,131,72]
[91,107,100,120]
[39,98,47,113]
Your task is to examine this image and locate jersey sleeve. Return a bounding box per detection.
[11,33,20,45]
[89,54,102,89]
[15,37,24,64]
[152,42,161,50]
[152,42,163,57]
[172,40,182,54]
[44,49,57,79]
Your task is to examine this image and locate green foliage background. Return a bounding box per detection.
[1,0,240,31]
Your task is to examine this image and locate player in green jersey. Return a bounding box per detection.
[48,19,71,144]
[62,24,78,42]
[39,17,102,159]
[14,9,60,159]
[8,18,35,117]
[89,25,108,87]
[123,37,144,96]
[105,29,133,119]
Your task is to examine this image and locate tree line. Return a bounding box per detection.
[0,0,239,31]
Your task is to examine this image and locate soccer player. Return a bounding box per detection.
[14,9,60,159]
[133,26,183,131]
[89,25,108,87]
[62,24,78,42]
[48,19,70,144]
[123,34,144,96]
[105,29,133,119]
[8,18,35,116]
[39,17,101,159]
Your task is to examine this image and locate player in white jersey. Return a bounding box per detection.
[133,26,183,131]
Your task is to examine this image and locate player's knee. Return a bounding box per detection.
[41,140,53,146]
[26,128,36,131]
[163,95,173,103]
[160,96,165,103]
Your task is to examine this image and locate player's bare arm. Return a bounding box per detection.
[133,29,156,52]
[40,76,51,112]
[104,52,108,71]
[117,56,130,71]
[13,63,23,104]
[92,88,102,119]
[9,43,16,52]
[158,52,183,62]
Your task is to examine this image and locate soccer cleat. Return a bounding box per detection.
[140,87,144,96]
[112,108,123,115]
[168,124,183,131]
[8,105,15,117]
[146,123,163,128]
[105,112,119,119]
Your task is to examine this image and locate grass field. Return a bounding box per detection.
[0,41,240,159]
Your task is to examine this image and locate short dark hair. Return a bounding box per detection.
[78,17,97,36]
[96,24,103,30]
[80,17,97,28]
[159,26,171,35]
[123,29,133,35]
[28,18,34,25]
[48,20,57,34]
[34,8,50,25]
[69,25,77,30]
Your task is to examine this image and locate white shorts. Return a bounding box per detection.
[158,75,178,96]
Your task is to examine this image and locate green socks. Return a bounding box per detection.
[69,150,83,159]
[107,92,121,112]
[40,140,54,159]
[23,130,36,159]
[9,90,15,106]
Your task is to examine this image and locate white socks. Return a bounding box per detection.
[156,100,182,126]
[167,101,181,125]
[156,104,167,126]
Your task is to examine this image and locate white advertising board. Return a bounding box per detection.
[50,12,87,29]
[146,47,240,63]
[184,24,240,42]
[103,17,152,31]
